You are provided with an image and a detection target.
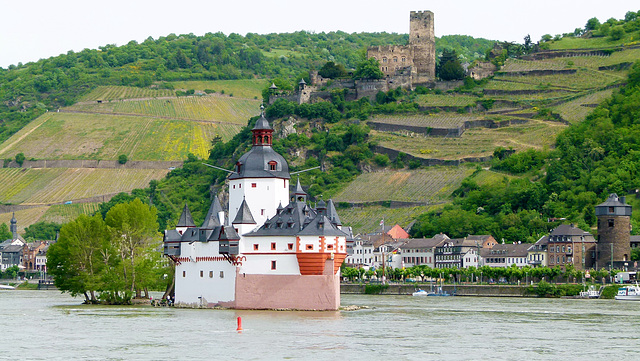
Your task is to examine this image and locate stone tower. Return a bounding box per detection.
[409,10,436,81]
[10,212,17,240]
[595,193,632,269]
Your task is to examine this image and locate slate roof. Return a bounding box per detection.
[232,198,256,224]
[486,243,531,257]
[400,237,447,250]
[245,197,347,238]
[177,204,195,227]
[326,199,342,226]
[201,196,224,229]
[596,193,630,208]
[550,224,592,237]
[229,144,290,180]
[253,113,271,130]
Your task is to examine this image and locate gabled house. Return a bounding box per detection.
[528,236,549,268]
[399,234,448,268]
[547,224,596,271]
[435,237,480,269]
[481,243,531,268]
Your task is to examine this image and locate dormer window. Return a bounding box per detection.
[268,161,277,171]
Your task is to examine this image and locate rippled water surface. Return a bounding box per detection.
[2,290,639,360]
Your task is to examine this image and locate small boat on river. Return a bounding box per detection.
[0,284,16,290]
[412,289,435,296]
[579,285,600,299]
[615,283,640,301]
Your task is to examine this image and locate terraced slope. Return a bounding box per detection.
[333,167,474,204]
[68,96,259,125]
[338,205,433,235]
[372,119,564,160]
[0,168,168,205]
[0,112,241,160]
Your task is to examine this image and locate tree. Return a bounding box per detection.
[437,49,465,81]
[24,221,61,240]
[105,198,161,298]
[610,26,625,41]
[585,17,601,32]
[318,61,348,79]
[353,58,384,80]
[46,214,112,303]
[118,154,128,164]
[0,223,12,240]
[15,152,25,166]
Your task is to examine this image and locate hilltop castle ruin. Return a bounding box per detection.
[367,10,436,85]
[269,11,437,105]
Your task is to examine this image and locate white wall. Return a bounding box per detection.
[229,178,289,227]
[174,241,236,305]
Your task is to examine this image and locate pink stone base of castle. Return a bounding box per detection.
[234,264,340,311]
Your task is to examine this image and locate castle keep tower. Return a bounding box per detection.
[409,10,436,81]
[596,194,632,269]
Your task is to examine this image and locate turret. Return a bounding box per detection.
[596,193,632,268]
[10,213,18,240]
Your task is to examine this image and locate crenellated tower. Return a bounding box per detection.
[596,193,632,269]
[409,10,436,81]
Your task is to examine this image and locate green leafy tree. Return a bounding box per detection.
[118,154,128,164]
[46,214,111,303]
[24,222,61,240]
[585,17,601,32]
[15,153,25,166]
[0,223,12,240]
[318,61,348,79]
[353,58,384,80]
[610,26,625,40]
[437,49,465,81]
[105,198,161,298]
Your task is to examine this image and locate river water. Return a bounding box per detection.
[1,290,638,360]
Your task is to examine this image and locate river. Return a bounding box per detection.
[1,290,638,360]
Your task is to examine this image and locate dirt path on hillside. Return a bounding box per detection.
[0,114,51,156]
[74,93,260,105]
[57,109,248,126]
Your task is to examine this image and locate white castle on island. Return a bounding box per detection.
[163,112,349,310]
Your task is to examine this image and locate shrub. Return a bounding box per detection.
[118,154,128,164]
[374,154,390,167]
[364,284,389,294]
[15,153,25,166]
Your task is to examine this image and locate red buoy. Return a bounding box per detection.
[237,316,243,332]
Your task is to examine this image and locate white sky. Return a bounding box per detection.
[1,0,638,68]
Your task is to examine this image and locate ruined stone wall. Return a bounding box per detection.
[367,45,414,77]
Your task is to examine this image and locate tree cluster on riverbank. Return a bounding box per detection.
[46,199,167,304]
[342,264,618,285]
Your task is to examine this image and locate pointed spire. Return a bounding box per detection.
[294,178,307,203]
[277,202,284,214]
[202,196,224,228]
[326,199,342,226]
[233,198,256,225]
[177,204,196,227]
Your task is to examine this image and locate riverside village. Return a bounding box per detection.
[3,8,640,310]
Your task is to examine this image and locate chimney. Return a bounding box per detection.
[621,196,626,204]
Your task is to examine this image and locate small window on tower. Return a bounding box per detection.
[271,260,277,270]
[288,243,294,250]
[220,271,224,278]
[261,209,265,216]
[253,244,259,251]
[252,183,257,188]
[183,271,186,278]
[200,270,203,278]
[609,206,614,213]
[306,244,313,250]
[609,219,615,227]
[271,242,276,250]
[209,271,213,278]
[327,244,334,250]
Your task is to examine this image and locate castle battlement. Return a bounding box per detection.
[367,10,435,83]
